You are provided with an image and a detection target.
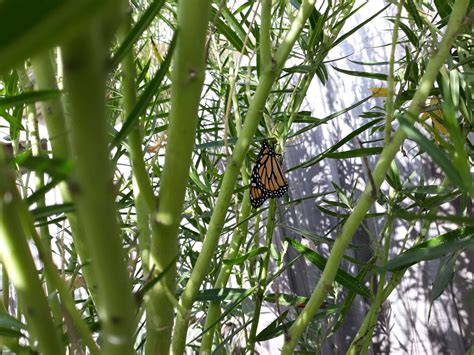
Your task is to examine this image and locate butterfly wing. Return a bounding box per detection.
[250,182,268,209]
[249,141,288,208]
[258,151,288,197]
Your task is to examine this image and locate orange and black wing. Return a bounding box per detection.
[249,182,268,209]
[250,141,288,209]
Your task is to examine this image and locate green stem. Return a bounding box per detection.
[31,52,100,302]
[61,25,136,354]
[259,0,272,72]
[20,195,99,353]
[199,181,252,354]
[0,150,64,355]
[348,178,449,353]
[172,0,319,351]
[16,64,63,333]
[249,212,262,288]
[1,264,8,311]
[199,60,252,353]
[286,1,355,131]
[384,0,404,143]
[355,214,393,354]
[117,10,162,353]
[0,265,20,352]
[248,200,276,354]
[147,0,213,352]
[281,1,470,352]
[118,6,155,275]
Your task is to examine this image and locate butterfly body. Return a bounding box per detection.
[249,141,288,209]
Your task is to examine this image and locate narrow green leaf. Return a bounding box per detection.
[264,293,309,307]
[279,225,339,247]
[210,6,246,53]
[386,160,402,191]
[255,310,290,342]
[110,0,166,68]
[113,32,177,145]
[187,287,256,344]
[0,90,61,108]
[403,0,423,29]
[290,95,374,138]
[390,19,419,47]
[286,238,372,298]
[348,59,391,66]
[398,116,464,188]
[15,154,72,179]
[434,0,452,18]
[332,262,371,332]
[378,227,474,272]
[393,209,473,224]
[289,118,383,172]
[400,185,453,194]
[212,16,245,52]
[331,4,390,48]
[0,109,25,130]
[332,66,388,81]
[27,179,62,205]
[223,247,268,266]
[195,288,248,302]
[331,182,351,207]
[325,147,383,159]
[256,305,340,342]
[0,312,25,336]
[137,255,179,301]
[418,191,462,210]
[30,203,74,220]
[431,253,457,302]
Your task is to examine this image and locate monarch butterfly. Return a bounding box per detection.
[249,141,289,209]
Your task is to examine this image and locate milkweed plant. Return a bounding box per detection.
[0,0,472,354]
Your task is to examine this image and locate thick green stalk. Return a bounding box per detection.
[61,26,136,354]
[384,0,404,143]
[118,8,155,274]
[30,53,68,158]
[16,65,63,332]
[348,234,425,354]
[0,150,64,355]
[1,264,8,310]
[171,0,318,352]
[30,53,99,301]
[147,0,213,352]
[248,200,277,354]
[0,265,22,352]
[18,190,99,353]
[281,1,470,352]
[355,214,393,355]
[199,184,252,353]
[199,65,252,353]
[259,0,272,72]
[117,11,162,353]
[348,178,448,353]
